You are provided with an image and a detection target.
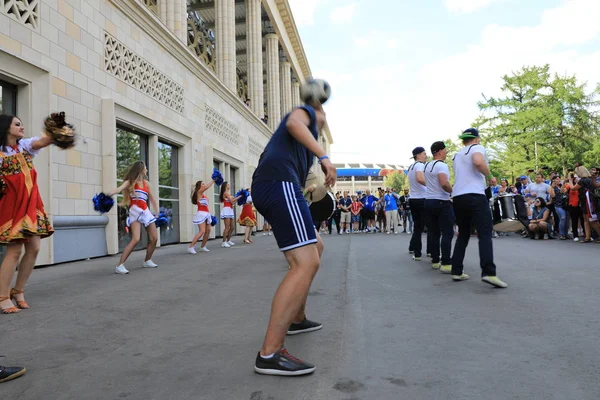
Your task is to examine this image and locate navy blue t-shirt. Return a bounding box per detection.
[252,106,319,187]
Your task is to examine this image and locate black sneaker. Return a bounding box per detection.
[0,365,26,383]
[254,348,315,376]
[287,318,323,335]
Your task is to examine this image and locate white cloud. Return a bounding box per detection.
[444,0,502,14]
[327,0,600,165]
[287,0,321,26]
[330,3,358,24]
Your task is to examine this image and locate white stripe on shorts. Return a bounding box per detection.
[283,182,308,243]
[282,182,305,244]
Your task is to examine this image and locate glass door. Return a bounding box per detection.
[213,160,222,237]
[157,141,180,245]
[116,126,149,252]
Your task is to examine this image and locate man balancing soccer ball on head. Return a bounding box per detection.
[251,79,336,376]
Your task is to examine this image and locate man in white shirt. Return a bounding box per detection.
[424,141,454,273]
[407,147,427,260]
[450,128,507,288]
[526,173,554,202]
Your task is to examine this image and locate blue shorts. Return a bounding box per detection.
[252,181,317,252]
[351,215,360,223]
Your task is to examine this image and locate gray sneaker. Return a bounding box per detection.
[287,318,323,335]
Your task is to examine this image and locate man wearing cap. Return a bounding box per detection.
[424,141,454,273]
[450,128,507,288]
[407,147,427,260]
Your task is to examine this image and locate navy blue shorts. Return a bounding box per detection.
[252,181,317,252]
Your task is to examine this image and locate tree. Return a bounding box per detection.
[383,171,408,193]
[474,65,600,179]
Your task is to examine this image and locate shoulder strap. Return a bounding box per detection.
[428,160,444,172]
[464,144,478,155]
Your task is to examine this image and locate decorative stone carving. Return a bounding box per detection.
[104,33,185,113]
[248,137,263,158]
[141,0,158,15]
[236,69,248,102]
[205,106,240,146]
[187,11,216,72]
[0,0,40,30]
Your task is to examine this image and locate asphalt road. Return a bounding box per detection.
[2,231,599,400]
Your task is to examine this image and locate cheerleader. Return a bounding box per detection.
[106,161,159,275]
[262,221,272,236]
[0,115,55,314]
[187,179,216,254]
[219,182,241,248]
[238,189,257,244]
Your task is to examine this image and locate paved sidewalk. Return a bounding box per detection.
[2,232,600,400]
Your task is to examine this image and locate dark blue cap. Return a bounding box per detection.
[412,146,426,157]
[459,128,480,139]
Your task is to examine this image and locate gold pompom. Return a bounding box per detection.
[44,112,76,150]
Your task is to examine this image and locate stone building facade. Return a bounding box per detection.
[0,0,333,265]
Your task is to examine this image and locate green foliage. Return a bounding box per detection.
[383,170,408,193]
[475,64,600,181]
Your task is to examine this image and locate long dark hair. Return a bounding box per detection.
[219,181,228,202]
[122,161,146,206]
[191,181,203,205]
[0,114,19,152]
[535,197,547,209]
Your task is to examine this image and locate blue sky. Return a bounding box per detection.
[288,0,600,166]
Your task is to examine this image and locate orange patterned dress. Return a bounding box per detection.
[238,196,257,227]
[0,138,53,243]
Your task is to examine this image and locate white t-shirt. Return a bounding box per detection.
[527,182,551,200]
[0,137,41,162]
[452,144,487,197]
[425,160,451,201]
[407,162,427,199]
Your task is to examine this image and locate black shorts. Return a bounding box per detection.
[252,181,317,252]
[363,209,375,220]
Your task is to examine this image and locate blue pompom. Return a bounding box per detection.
[92,192,114,214]
[235,189,250,206]
[210,215,218,226]
[211,168,224,186]
[155,215,169,228]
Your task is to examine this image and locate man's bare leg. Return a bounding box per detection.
[292,233,323,323]
[260,242,321,356]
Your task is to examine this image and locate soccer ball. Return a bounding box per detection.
[300,79,331,106]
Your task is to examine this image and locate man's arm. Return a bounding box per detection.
[438,172,453,194]
[472,152,490,177]
[416,171,426,186]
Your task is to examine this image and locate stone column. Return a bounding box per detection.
[280,61,292,117]
[216,0,236,91]
[291,80,300,108]
[246,0,264,118]
[174,0,187,43]
[159,0,167,25]
[265,33,281,130]
[166,0,175,31]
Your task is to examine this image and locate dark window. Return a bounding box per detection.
[0,80,17,115]
[116,126,149,252]
[213,160,222,236]
[158,141,180,245]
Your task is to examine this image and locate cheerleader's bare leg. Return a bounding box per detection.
[201,223,211,248]
[0,243,23,311]
[222,219,231,243]
[190,223,207,248]
[144,223,158,262]
[118,221,141,266]
[11,236,41,305]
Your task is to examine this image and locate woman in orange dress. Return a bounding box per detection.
[0,115,55,314]
[238,189,257,244]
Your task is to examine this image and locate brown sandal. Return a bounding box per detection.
[0,296,20,314]
[10,288,29,309]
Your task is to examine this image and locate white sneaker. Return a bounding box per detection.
[386,231,391,235]
[200,247,210,252]
[268,232,272,236]
[143,260,158,268]
[221,242,231,248]
[187,247,197,254]
[407,231,412,235]
[115,264,129,274]
[574,237,580,242]
[395,231,399,235]
[228,241,235,246]
[263,232,267,236]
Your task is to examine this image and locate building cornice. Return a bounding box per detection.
[274,0,312,80]
[108,0,272,140]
